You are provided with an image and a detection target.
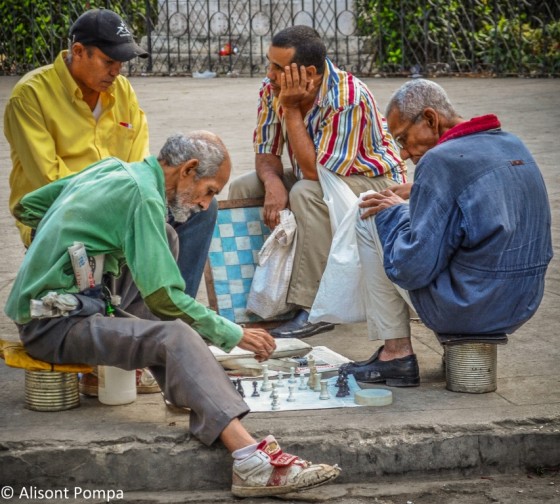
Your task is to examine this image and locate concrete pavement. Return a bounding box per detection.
[0,75,559,499]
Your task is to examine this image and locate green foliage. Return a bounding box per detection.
[0,0,156,74]
[356,0,559,76]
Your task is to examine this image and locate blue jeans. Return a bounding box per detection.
[168,198,218,298]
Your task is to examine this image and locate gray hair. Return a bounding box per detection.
[386,79,457,122]
[157,131,227,179]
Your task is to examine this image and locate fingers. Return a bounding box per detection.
[282,63,307,90]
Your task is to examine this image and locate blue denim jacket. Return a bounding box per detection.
[375,128,552,334]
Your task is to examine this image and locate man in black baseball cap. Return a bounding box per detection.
[70,8,148,62]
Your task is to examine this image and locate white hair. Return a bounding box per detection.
[157,131,227,179]
[386,79,457,122]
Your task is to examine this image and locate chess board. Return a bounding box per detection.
[237,375,363,412]
[204,199,292,325]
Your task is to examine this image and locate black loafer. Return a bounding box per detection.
[270,309,335,339]
[341,346,420,387]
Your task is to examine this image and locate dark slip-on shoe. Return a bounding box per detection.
[341,346,420,387]
[270,309,335,339]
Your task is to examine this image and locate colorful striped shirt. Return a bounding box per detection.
[253,57,405,182]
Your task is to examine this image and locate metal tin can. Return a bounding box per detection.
[445,343,497,393]
[25,370,80,411]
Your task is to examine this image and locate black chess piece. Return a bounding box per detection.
[236,378,245,398]
[342,376,350,397]
[251,380,260,397]
[335,368,344,388]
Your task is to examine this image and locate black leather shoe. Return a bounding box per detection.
[341,346,420,387]
[270,309,335,339]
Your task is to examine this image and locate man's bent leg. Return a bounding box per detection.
[340,214,419,387]
[21,312,248,446]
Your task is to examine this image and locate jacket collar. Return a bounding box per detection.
[438,114,501,145]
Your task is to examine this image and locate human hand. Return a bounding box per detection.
[387,182,413,200]
[237,328,277,362]
[359,189,405,219]
[278,63,314,110]
[263,180,289,229]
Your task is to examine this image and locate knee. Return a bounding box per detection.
[289,180,322,212]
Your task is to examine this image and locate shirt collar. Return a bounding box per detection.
[438,114,501,145]
[315,57,336,107]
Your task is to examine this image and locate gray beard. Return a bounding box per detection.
[168,199,202,223]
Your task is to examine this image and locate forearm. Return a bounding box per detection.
[283,108,318,180]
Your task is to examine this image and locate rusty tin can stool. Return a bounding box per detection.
[25,370,80,411]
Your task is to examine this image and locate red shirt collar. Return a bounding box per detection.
[438,114,501,145]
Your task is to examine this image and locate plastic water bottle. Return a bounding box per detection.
[98,366,137,405]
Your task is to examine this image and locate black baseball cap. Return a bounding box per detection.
[70,9,148,62]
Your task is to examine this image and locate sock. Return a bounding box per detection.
[232,442,258,461]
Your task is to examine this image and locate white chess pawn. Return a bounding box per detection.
[288,366,297,384]
[319,379,330,400]
[261,364,272,392]
[298,373,307,390]
[271,383,280,410]
[276,370,284,387]
[314,372,322,392]
[287,385,296,402]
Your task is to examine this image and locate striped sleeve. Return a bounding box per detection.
[253,80,284,156]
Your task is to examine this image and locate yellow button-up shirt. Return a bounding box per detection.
[4,50,149,245]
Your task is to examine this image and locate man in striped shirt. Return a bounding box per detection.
[229,25,405,338]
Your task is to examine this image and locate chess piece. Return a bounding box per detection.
[288,366,297,384]
[298,373,307,390]
[307,367,316,389]
[236,378,245,398]
[261,364,272,392]
[271,383,280,410]
[335,368,345,388]
[277,371,284,387]
[313,372,322,392]
[287,384,296,402]
[319,379,330,400]
[336,384,346,397]
[251,380,260,397]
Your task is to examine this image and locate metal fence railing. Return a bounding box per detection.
[1,0,558,77]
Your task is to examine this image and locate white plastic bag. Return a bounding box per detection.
[318,164,358,233]
[247,209,297,319]
[309,198,367,324]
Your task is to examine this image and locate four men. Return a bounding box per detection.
[3,11,552,497]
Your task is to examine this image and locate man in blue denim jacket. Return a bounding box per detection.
[342,79,553,387]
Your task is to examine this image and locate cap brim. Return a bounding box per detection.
[98,42,149,62]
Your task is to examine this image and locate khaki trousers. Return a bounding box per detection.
[229,170,393,309]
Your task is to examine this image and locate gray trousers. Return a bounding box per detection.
[229,170,393,308]
[18,225,249,446]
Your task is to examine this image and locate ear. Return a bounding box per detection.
[181,158,199,178]
[423,108,439,131]
[72,42,86,59]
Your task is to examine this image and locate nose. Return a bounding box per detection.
[399,146,411,161]
[266,64,275,81]
[197,196,212,212]
[109,62,122,77]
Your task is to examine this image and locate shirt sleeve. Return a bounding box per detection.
[253,81,284,156]
[12,178,68,229]
[4,95,75,187]
[124,198,243,352]
[315,102,364,175]
[374,182,464,291]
